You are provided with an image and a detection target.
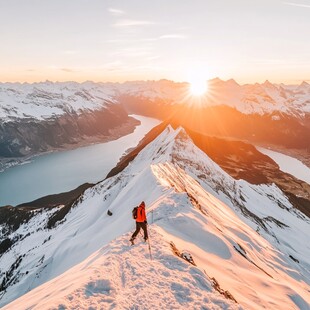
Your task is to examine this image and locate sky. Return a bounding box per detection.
[0,0,309,84]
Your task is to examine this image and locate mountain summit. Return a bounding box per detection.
[1,126,309,309]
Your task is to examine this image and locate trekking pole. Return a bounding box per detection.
[148,239,153,260]
[139,226,152,260]
[147,227,153,260]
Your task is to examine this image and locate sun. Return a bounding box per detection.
[190,79,208,96]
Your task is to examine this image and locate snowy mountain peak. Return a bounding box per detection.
[0,82,116,121]
[262,80,277,90]
[226,78,240,87]
[126,125,220,179]
[298,80,310,91]
[1,80,310,122]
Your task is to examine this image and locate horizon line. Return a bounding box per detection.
[0,77,309,86]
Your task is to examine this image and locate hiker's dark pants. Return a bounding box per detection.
[131,222,148,240]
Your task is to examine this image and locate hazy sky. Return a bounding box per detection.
[1,0,309,84]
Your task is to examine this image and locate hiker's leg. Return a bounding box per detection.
[131,222,141,239]
[141,222,148,240]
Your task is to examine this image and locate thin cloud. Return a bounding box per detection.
[159,34,186,39]
[110,45,154,58]
[113,19,154,27]
[284,2,310,8]
[100,61,123,71]
[61,68,76,73]
[63,50,79,55]
[108,8,125,16]
[249,59,286,65]
[147,56,161,61]
[107,38,156,43]
[106,35,186,44]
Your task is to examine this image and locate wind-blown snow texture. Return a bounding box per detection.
[1,79,310,121]
[0,81,116,121]
[1,127,310,309]
[205,79,310,116]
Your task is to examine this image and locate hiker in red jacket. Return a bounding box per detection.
[130,201,148,244]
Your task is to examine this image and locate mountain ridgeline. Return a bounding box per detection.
[0,125,309,309]
[1,79,310,162]
[0,82,138,160]
[116,79,310,151]
[0,104,138,158]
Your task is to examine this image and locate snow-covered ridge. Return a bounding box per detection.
[0,81,116,121]
[205,78,310,116]
[1,79,309,121]
[3,232,240,310]
[1,126,309,309]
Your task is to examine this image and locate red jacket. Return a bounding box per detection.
[136,203,146,222]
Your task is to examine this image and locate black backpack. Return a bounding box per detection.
[132,206,138,219]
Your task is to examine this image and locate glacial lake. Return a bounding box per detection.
[0,115,161,206]
[257,147,310,185]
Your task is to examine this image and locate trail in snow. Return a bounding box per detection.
[3,230,240,310]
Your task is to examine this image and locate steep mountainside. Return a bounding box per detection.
[0,82,139,162]
[0,127,309,309]
[0,82,116,121]
[108,121,310,217]
[118,78,310,117]
[116,79,310,151]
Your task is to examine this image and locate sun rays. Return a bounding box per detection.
[189,79,208,96]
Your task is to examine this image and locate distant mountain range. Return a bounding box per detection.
[0,82,138,162]
[1,79,309,120]
[113,79,310,150]
[1,79,309,163]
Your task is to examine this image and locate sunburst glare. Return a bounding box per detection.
[190,79,208,96]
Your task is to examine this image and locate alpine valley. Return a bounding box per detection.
[0,80,310,309]
[1,79,310,170]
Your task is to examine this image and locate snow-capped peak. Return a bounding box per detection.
[1,80,310,121]
[0,82,116,121]
[297,80,310,91]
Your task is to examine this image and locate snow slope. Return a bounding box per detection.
[1,127,310,309]
[3,232,240,310]
[0,81,116,121]
[205,78,310,116]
